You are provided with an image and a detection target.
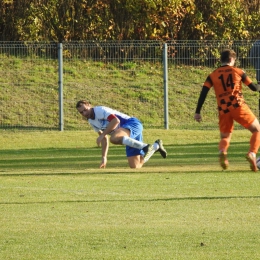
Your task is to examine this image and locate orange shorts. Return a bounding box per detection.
[219,104,256,133]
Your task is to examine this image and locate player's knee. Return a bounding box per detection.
[129,164,142,169]
[128,161,143,169]
[250,119,260,131]
[110,135,121,144]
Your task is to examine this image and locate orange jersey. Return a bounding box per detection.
[204,65,252,115]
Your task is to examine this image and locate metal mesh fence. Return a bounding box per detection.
[0,42,58,130]
[62,41,164,130]
[0,40,259,131]
[166,40,259,130]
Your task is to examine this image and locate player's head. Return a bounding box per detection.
[76,100,91,109]
[221,49,236,65]
[76,100,94,119]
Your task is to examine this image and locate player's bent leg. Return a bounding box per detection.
[246,119,260,171]
[247,118,260,133]
[219,151,229,170]
[246,152,257,172]
[219,133,232,152]
[249,131,260,154]
[110,128,131,145]
[127,155,144,169]
[219,132,231,170]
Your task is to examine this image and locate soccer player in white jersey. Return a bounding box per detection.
[76,100,167,168]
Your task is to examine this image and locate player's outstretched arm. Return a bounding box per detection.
[247,82,260,91]
[194,86,209,122]
[98,131,109,168]
[99,157,107,168]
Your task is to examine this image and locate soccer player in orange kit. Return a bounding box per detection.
[194,49,260,171]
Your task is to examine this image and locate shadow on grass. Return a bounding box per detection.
[1,195,260,205]
[0,141,251,174]
[0,168,238,177]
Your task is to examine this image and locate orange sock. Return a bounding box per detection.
[219,138,230,153]
[250,132,260,154]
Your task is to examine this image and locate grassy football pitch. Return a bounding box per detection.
[0,129,260,260]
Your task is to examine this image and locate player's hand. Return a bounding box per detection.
[99,157,107,168]
[194,113,202,122]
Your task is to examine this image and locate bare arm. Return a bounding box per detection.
[96,117,120,146]
[98,130,109,168]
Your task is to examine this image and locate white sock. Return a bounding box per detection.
[122,136,147,149]
[153,142,159,151]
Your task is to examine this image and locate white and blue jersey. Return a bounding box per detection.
[88,106,130,133]
[88,106,144,157]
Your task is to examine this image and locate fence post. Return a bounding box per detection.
[163,43,169,130]
[58,43,64,131]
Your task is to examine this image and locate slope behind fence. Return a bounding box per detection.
[0,40,259,130]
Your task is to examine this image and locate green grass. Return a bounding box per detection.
[1,129,260,259]
[1,54,259,130]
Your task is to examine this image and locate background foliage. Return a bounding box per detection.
[1,0,260,42]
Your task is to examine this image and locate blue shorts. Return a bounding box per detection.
[121,117,144,157]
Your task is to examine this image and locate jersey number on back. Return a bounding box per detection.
[218,74,234,91]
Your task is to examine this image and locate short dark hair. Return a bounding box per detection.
[76,100,91,108]
[221,49,236,63]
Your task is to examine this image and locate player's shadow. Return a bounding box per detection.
[1,194,260,205]
[0,140,251,176]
